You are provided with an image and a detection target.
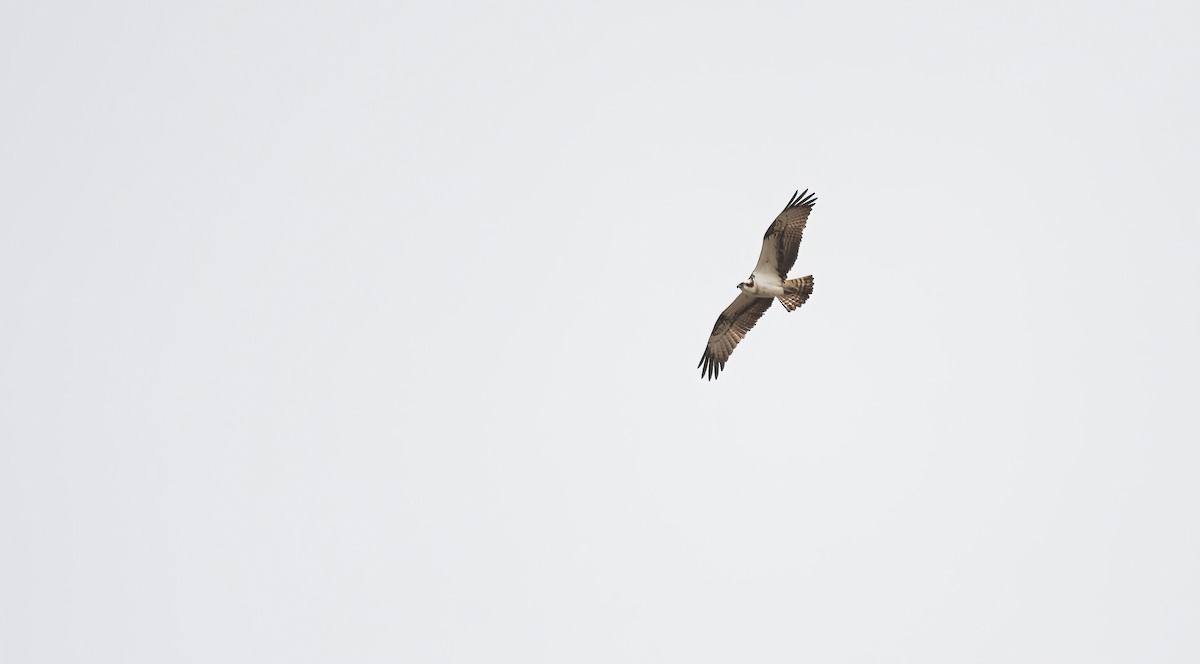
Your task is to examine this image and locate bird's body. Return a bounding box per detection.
[738,272,785,298]
[698,190,818,380]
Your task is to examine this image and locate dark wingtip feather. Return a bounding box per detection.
[793,189,817,209]
[782,188,818,212]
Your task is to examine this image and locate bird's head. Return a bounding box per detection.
[737,276,755,292]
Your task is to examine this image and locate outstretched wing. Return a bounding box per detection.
[752,189,817,279]
[698,293,774,380]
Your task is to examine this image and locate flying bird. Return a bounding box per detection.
[698,189,818,380]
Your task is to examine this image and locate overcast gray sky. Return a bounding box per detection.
[3,1,1199,662]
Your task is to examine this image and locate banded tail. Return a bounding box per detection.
[778,275,814,312]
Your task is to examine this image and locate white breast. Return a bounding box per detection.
[748,272,785,297]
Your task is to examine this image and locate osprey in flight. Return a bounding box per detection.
[698,189,817,380]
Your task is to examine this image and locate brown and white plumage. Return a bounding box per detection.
[757,189,816,280]
[698,189,818,380]
[698,293,775,381]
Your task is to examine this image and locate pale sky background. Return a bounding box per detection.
[2,1,1199,662]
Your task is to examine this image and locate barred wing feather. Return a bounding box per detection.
[698,293,774,381]
[753,189,817,279]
